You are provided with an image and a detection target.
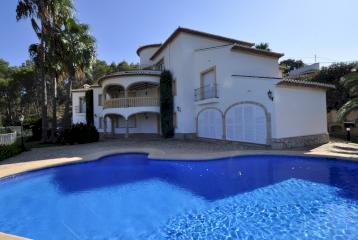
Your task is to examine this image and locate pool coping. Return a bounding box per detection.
[1,147,358,180]
[0,232,30,240]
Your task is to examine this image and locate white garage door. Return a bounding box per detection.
[225,104,267,144]
[198,109,223,139]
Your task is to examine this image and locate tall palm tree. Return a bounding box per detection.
[338,67,358,120]
[16,0,74,142]
[61,19,96,129]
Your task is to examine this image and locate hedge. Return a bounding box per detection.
[160,70,174,138]
[0,143,23,161]
[57,123,99,145]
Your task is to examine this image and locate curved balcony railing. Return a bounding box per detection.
[104,97,159,109]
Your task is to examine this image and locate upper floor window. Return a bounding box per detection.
[195,67,218,101]
[172,78,177,96]
[154,59,164,71]
[79,96,86,113]
[98,94,103,106]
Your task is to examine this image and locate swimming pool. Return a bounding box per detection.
[0,154,358,239]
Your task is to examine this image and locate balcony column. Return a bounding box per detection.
[110,116,115,136]
[125,89,128,107]
[104,115,107,135]
[125,118,129,138]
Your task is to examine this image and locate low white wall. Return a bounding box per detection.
[274,86,328,138]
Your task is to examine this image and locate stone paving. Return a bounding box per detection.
[0,137,357,179]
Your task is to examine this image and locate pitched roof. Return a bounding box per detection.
[150,27,255,60]
[136,44,162,56]
[231,45,284,58]
[277,79,336,90]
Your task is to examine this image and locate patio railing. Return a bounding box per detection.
[104,97,159,109]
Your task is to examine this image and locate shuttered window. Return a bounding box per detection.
[98,94,103,106]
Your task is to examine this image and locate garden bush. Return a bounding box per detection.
[0,143,23,161]
[57,123,99,145]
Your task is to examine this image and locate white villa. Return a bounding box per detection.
[72,27,334,149]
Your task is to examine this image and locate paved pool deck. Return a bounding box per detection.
[0,137,357,180]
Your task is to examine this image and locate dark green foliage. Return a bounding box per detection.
[160,70,174,138]
[0,143,23,161]
[57,123,99,144]
[255,43,271,51]
[279,59,304,75]
[90,60,140,83]
[311,62,356,110]
[25,118,42,141]
[85,90,94,126]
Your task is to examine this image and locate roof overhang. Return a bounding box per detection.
[96,70,162,85]
[231,45,284,59]
[136,44,162,56]
[276,79,336,90]
[150,27,255,61]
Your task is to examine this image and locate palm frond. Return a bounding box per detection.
[337,98,358,121]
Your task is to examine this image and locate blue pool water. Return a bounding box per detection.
[1,154,358,239]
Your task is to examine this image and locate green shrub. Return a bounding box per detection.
[160,70,174,138]
[0,143,23,161]
[85,90,94,126]
[57,123,99,145]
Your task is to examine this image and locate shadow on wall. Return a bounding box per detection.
[52,153,358,201]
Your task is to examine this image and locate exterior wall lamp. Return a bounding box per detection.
[177,106,181,112]
[267,90,274,101]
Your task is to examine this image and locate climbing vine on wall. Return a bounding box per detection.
[160,70,174,138]
[85,89,94,126]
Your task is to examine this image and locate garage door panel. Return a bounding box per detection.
[198,109,223,140]
[225,104,267,144]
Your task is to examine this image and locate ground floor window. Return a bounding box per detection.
[99,117,103,129]
[115,116,136,128]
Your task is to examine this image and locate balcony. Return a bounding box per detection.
[194,84,218,101]
[104,97,159,109]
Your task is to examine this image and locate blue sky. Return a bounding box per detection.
[1,0,357,66]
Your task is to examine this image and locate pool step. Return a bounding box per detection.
[0,232,31,240]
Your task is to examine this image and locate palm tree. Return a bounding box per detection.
[338,67,358,120]
[16,0,74,142]
[61,19,96,129]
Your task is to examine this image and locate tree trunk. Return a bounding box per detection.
[50,76,57,143]
[62,78,72,129]
[40,36,48,142]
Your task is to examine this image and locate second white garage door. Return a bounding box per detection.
[225,104,267,144]
[198,109,223,139]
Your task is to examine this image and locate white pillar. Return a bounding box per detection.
[111,116,115,136]
[125,119,129,138]
[104,116,107,135]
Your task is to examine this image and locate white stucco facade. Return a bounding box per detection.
[72,27,333,148]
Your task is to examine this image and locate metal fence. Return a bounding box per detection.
[194,84,218,101]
